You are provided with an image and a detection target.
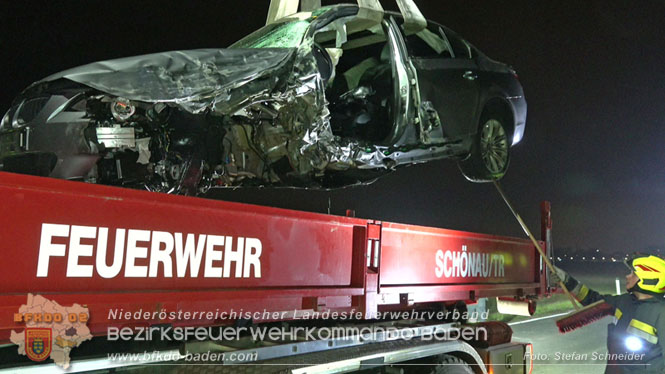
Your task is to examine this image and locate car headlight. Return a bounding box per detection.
[11,97,50,128]
[625,336,643,351]
[110,98,135,122]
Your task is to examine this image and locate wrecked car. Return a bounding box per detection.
[0,3,526,194]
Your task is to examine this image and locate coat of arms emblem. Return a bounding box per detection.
[25,328,52,361]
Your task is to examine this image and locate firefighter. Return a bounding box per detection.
[552,254,665,373]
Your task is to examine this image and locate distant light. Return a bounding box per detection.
[602,257,606,260]
[592,257,596,260]
[625,336,643,351]
[582,257,586,260]
[570,257,574,260]
[596,249,600,253]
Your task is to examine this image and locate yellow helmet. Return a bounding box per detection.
[625,254,665,295]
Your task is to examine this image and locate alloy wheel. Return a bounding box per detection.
[480,119,508,174]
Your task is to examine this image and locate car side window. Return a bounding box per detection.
[442,27,472,59]
[401,24,453,59]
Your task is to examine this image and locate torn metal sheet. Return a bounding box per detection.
[419,101,443,144]
[40,48,296,115]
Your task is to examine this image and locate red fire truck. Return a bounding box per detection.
[0,171,553,373]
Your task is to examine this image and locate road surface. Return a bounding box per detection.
[511,313,614,374]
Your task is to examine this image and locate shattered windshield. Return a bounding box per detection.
[231,7,335,48]
[231,19,312,48]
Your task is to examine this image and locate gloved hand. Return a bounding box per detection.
[549,265,569,284]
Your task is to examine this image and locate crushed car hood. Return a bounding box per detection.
[38,48,296,114]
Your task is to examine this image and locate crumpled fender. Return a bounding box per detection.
[37,48,297,114]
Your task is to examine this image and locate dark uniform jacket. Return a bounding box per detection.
[565,276,665,374]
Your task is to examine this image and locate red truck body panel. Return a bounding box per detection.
[0,172,548,343]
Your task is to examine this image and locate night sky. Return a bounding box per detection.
[1,1,664,253]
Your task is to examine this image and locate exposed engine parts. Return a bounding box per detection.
[83,94,295,194]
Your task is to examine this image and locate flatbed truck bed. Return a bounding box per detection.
[0,172,552,373]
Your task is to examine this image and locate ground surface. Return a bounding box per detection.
[512,313,612,374]
[508,261,627,374]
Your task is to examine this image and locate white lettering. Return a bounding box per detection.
[460,249,468,278]
[452,251,461,277]
[435,249,444,278]
[244,238,262,278]
[66,225,96,277]
[468,252,477,277]
[482,253,490,277]
[204,235,225,278]
[125,229,150,277]
[149,231,174,277]
[443,250,453,278]
[223,237,244,278]
[37,224,262,279]
[37,223,70,277]
[174,233,206,277]
[434,248,506,279]
[96,228,124,278]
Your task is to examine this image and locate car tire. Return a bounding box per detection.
[432,354,475,374]
[458,114,510,182]
[398,354,475,374]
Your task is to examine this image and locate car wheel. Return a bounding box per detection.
[433,355,475,374]
[427,354,474,374]
[398,354,475,374]
[458,114,510,182]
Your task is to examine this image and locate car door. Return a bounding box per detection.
[399,23,480,142]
